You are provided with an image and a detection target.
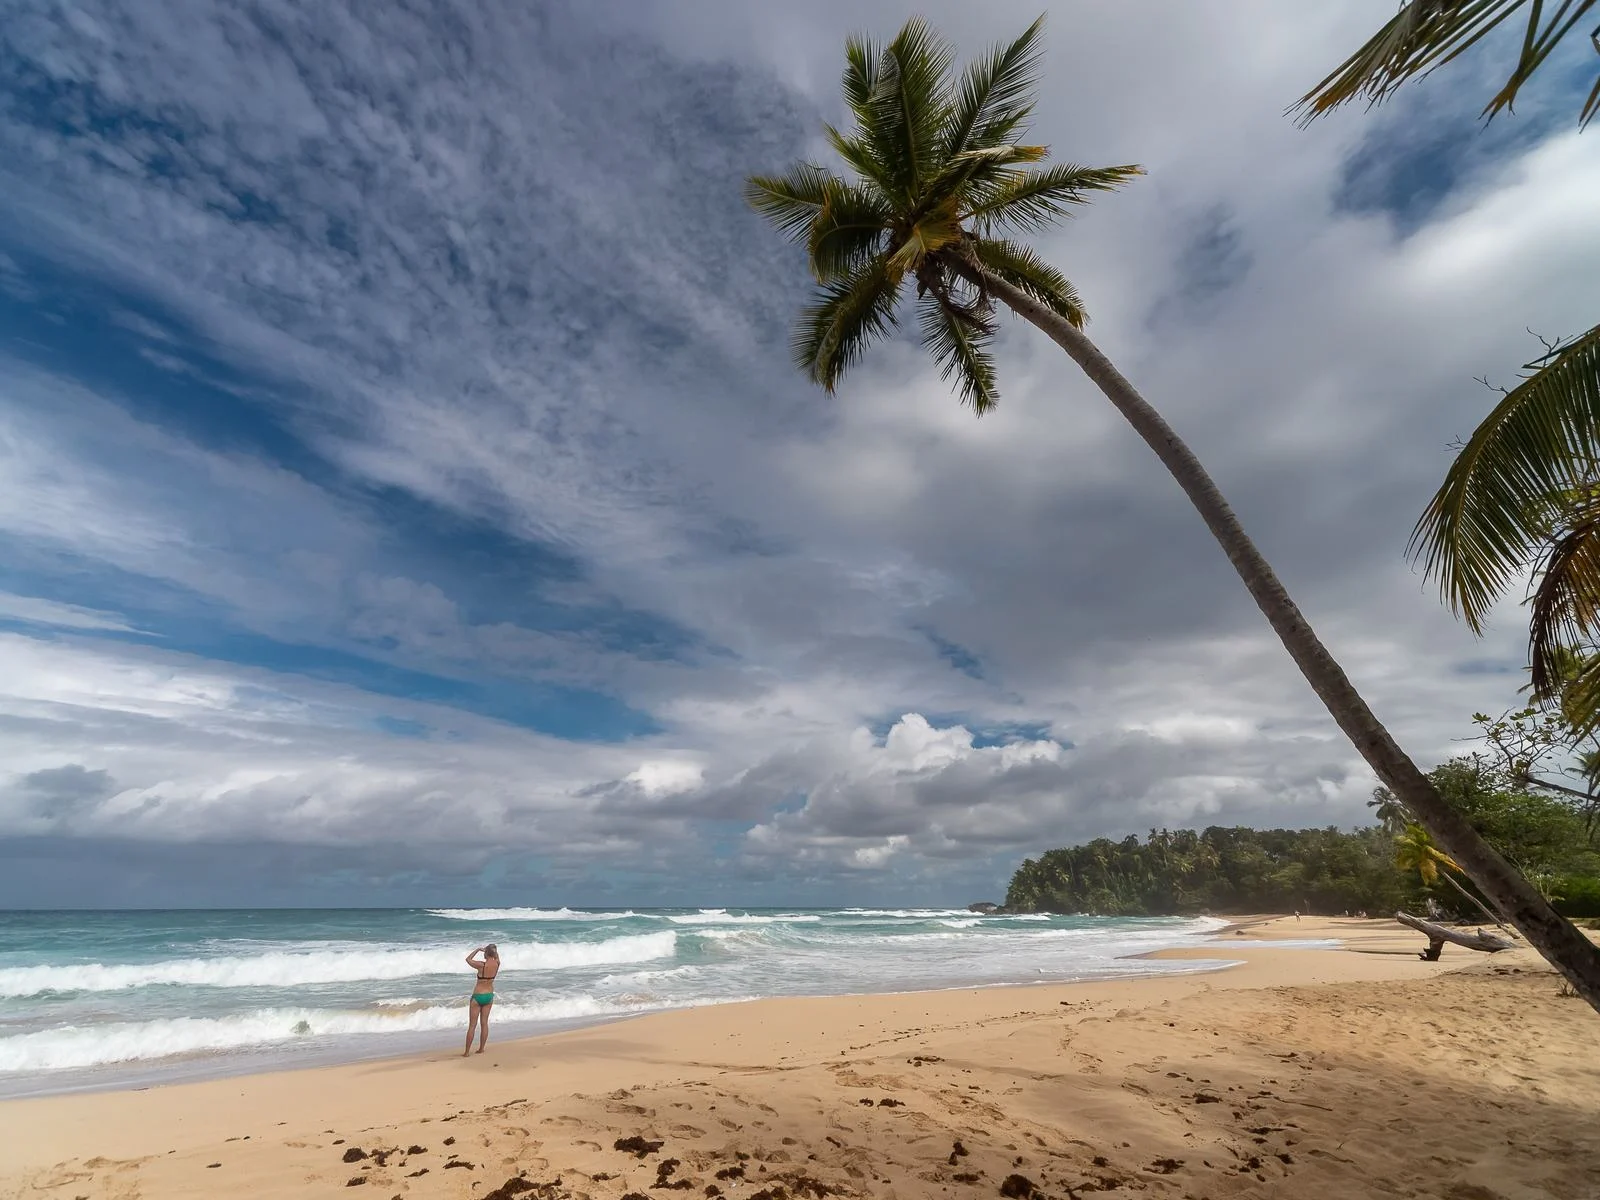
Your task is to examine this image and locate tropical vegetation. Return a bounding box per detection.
[745,14,1600,1009]
[1006,757,1600,918]
[1005,826,1411,917]
[1300,7,1600,729]
[1294,0,1599,127]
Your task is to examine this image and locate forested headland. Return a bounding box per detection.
[1004,753,1600,919]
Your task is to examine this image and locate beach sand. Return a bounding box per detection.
[5,916,1597,1199]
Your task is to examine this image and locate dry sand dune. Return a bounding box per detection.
[5,917,1597,1200]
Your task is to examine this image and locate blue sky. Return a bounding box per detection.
[1,0,1597,907]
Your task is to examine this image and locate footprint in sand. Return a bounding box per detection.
[36,1171,95,1188]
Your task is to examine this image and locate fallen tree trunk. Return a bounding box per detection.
[1397,911,1517,960]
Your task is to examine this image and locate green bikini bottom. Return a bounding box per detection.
[471,992,494,1005]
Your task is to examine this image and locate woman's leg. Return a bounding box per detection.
[463,1000,480,1056]
[476,1002,491,1052]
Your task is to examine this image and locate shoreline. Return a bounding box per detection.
[0,961,1255,1105]
[8,916,1597,1199]
[1,914,1319,1107]
[0,913,1241,1102]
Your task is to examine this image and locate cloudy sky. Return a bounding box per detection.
[1,1,1595,908]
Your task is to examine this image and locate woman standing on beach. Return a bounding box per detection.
[463,944,498,1056]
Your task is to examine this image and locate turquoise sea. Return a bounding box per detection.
[0,907,1241,1097]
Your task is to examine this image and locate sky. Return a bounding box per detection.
[1,1,1597,908]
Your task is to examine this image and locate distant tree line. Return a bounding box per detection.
[1004,825,1410,917]
[1004,755,1600,919]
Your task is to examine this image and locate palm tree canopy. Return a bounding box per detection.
[744,15,1142,414]
[1395,822,1463,886]
[1295,0,1600,127]
[1304,4,1600,730]
[1368,788,1412,834]
[1408,326,1600,720]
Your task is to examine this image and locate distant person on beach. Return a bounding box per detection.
[464,944,498,1056]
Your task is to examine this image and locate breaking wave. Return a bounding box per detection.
[0,996,653,1072]
[0,932,677,999]
[664,910,821,925]
[426,908,637,922]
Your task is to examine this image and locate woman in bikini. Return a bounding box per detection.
[463,944,499,1055]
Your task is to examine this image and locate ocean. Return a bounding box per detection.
[0,907,1239,1098]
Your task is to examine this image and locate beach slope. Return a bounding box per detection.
[5,917,1597,1199]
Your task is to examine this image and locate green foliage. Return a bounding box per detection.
[1556,875,1600,917]
[1471,694,1600,837]
[1009,753,1600,919]
[1295,0,1600,128]
[745,15,1141,413]
[1408,326,1600,673]
[1003,826,1417,916]
[1394,822,1457,887]
[1303,5,1600,733]
[1417,754,1600,874]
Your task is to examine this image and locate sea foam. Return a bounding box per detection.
[0,995,652,1072]
[427,907,637,922]
[663,910,821,925]
[0,931,677,998]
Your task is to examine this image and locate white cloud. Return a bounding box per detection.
[625,760,706,797]
[0,0,1589,900]
[0,592,139,633]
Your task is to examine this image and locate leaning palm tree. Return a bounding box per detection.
[1395,823,1512,929]
[744,16,1600,1009]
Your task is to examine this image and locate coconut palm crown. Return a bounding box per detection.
[1297,1,1600,727]
[1409,328,1600,727]
[1395,823,1460,887]
[743,16,1141,414]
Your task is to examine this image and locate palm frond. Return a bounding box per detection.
[792,255,904,392]
[1410,323,1600,633]
[918,288,1000,414]
[744,163,837,241]
[1555,650,1600,737]
[841,32,883,118]
[1533,645,1600,731]
[972,237,1088,327]
[1527,486,1600,702]
[871,17,957,199]
[966,162,1144,233]
[823,123,897,194]
[1294,0,1600,126]
[807,179,891,282]
[885,204,964,274]
[924,143,1048,213]
[838,33,912,191]
[944,15,1046,158]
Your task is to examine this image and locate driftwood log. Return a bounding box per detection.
[1396,911,1517,960]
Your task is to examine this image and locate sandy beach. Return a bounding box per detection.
[4,916,1597,1200]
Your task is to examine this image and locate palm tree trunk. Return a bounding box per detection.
[962,261,1600,1014]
